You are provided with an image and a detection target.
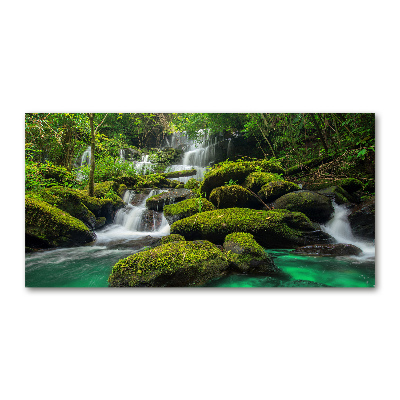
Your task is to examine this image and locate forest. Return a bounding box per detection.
[25,113,375,287]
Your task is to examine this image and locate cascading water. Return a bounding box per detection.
[95,189,170,245]
[322,202,375,259]
[164,130,220,183]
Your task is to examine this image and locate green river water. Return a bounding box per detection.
[25,246,375,288]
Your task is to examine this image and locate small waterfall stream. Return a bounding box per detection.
[95,189,170,245]
[164,131,221,183]
[322,202,375,259]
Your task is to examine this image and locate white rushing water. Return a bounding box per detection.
[95,189,170,245]
[164,131,221,182]
[322,202,375,259]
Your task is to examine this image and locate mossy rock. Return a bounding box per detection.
[146,189,195,211]
[243,172,283,193]
[163,198,215,225]
[337,178,363,194]
[135,174,174,189]
[170,207,332,248]
[200,159,285,198]
[258,180,300,202]
[163,169,197,179]
[108,240,230,287]
[223,232,289,278]
[184,178,200,191]
[25,197,96,249]
[209,185,257,209]
[348,199,375,240]
[39,163,76,186]
[274,191,334,223]
[317,186,354,205]
[160,234,186,245]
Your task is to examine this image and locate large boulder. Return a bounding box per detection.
[209,185,257,209]
[348,199,375,240]
[25,197,96,249]
[293,243,362,256]
[28,186,123,228]
[170,208,333,248]
[258,180,300,203]
[146,188,195,211]
[108,240,230,287]
[223,232,289,278]
[163,198,215,225]
[317,186,355,205]
[243,172,283,193]
[200,159,285,198]
[274,190,334,223]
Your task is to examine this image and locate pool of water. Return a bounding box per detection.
[206,249,375,287]
[26,246,375,288]
[25,246,136,287]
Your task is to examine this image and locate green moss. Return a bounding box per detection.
[259,180,300,202]
[274,191,333,222]
[224,232,265,257]
[184,178,200,191]
[164,198,215,224]
[25,196,95,248]
[160,234,186,244]
[337,178,363,193]
[163,169,197,179]
[200,159,285,198]
[317,186,352,205]
[209,185,253,208]
[135,174,172,188]
[243,172,283,193]
[108,240,229,287]
[170,207,320,248]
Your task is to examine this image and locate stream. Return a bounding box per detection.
[25,133,375,288]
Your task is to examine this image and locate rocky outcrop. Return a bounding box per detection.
[243,172,283,193]
[258,180,300,203]
[348,199,375,240]
[200,159,285,198]
[273,190,334,223]
[138,210,164,231]
[209,185,256,209]
[146,189,195,211]
[170,207,333,248]
[293,243,362,256]
[108,240,230,287]
[223,232,289,278]
[163,198,215,225]
[25,197,96,249]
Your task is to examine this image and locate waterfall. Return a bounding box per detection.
[322,202,375,258]
[95,189,170,245]
[135,154,154,174]
[80,146,91,166]
[164,131,220,182]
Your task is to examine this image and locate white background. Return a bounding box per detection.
[1,1,399,399]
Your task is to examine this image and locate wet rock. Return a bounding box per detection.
[146,189,195,211]
[348,199,375,240]
[171,207,334,248]
[138,210,164,231]
[209,185,257,208]
[108,240,230,287]
[224,232,289,279]
[106,235,161,250]
[274,190,334,223]
[293,243,362,256]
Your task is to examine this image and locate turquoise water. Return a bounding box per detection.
[207,249,375,287]
[25,246,136,287]
[25,246,375,288]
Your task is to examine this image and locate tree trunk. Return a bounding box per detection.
[88,113,95,197]
[311,113,329,153]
